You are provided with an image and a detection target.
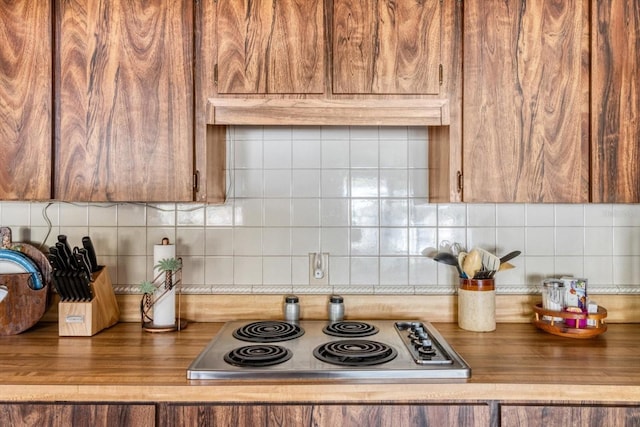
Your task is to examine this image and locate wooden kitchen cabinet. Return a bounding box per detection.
[462,0,590,203]
[215,0,324,94]
[501,404,640,427]
[0,0,52,200]
[0,403,155,427]
[332,0,442,95]
[54,0,194,202]
[159,403,491,427]
[591,0,640,203]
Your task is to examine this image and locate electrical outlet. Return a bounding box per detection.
[309,252,329,285]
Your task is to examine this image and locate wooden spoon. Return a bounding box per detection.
[462,249,482,279]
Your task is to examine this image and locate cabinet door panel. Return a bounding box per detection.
[333,0,441,94]
[463,0,589,202]
[0,1,52,200]
[501,404,640,427]
[55,0,194,202]
[591,0,640,203]
[216,0,324,94]
[0,403,155,427]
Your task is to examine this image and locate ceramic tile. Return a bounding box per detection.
[252,285,294,294]
[87,203,118,227]
[234,170,263,198]
[293,126,321,140]
[234,199,263,226]
[554,256,584,278]
[89,227,119,257]
[496,204,525,227]
[555,204,584,227]
[146,204,175,227]
[204,257,233,285]
[263,126,292,141]
[436,228,466,255]
[525,227,554,256]
[291,199,320,227]
[379,140,408,168]
[466,228,496,252]
[467,204,496,227]
[350,228,379,255]
[117,204,146,226]
[613,205,640,226]
[264,199,291,227]
[327,256,349,285]
[205,228,233,256]
[584,227,613,256]
[350,170,379,197]
[409,200,437,226]
[321,199,349,227]
[264,139,292,168]
[321,228,350,256]
[380,199,408,226]
[379,257,409,285]
[349,126,379,140]
[524,256,555,284]
[117,227,147,256]
[321,139,350,168]
[350,257,379,285]
[407,139,428,168]
[206,202,233,227]
[496,227,525,256]
[614,227,640,256]
[233,228,262,256]
[409,227,437,256]
[263,170,292,198]
[408,126,428,140]
[321,126,350,139]
[263,228,291,255]
[351,199,379,226]
[263,257,292,285]
[583,256,613,287]
[525,204,554,226]
[380,228,408,255]
[408,169,428,198]
[180,256,205,285]
[234,139,263,169]
[146,228,176,254]
[378,126,407,140]
[233,257,262,285]
[117,255,147,285]
[437,204,466,227]
[177,204,205,226]
[350,139,378,168]
[321,170,350,198]
[291,228,320,255]
[231,125,263,140]
[30,202,59,227]
[292,170,320,197]
[59,203,89,226]
[176,228,206,256]
[380,169,408,197]
[409,257,437,285]
[293,140,321,168]
[291,256,309,285]
[584,204,613,226]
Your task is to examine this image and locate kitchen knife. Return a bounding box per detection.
[82,236,99,272]
[74,250,92,278]
[57,235,75,267]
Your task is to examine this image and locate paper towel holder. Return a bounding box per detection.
[140,238,187,333]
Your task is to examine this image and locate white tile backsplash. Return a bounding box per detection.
[3,126,640,295]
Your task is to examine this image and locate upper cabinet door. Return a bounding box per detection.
[0,1,52,200]
[463,0,589,203]
[591,0,640,203]
[216,0,325,94]
[332,0,441,95]
[55,0,194,202]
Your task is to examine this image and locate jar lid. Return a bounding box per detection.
[543,279,564,288]
[329,295,343,303]
[285,295,299,303]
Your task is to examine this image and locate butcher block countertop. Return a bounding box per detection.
[1,321,640,405]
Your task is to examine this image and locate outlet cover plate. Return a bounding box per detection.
[309,253,329,285]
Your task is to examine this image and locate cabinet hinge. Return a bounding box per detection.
[193,171,200,192]
[214,64,218,86]
[439,64,443,86]
[456,171,463,193]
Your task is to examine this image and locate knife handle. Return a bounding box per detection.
[82,236,99,272]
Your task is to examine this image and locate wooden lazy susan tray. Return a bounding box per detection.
[532,303,607,339]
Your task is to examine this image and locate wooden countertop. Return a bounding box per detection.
[1,322,639,404]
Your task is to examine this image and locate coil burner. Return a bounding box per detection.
[313,340,397,366]
[224,345,292,367]
[232,321,304,343]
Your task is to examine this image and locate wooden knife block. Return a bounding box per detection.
[58,267,119,336]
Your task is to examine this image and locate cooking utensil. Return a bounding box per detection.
[462,249,482,279]
[499,250,521,264]
[477,248,500,272]
[457,252,468,278]
[434,252,463,277]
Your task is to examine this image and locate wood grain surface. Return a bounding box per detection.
[216,0,324,94]
[0,1,52,200]
[332,0,441,94]
[54,0,194,202]
[1,322,640,403]
[591,0,640,203]
[463,0,589,202]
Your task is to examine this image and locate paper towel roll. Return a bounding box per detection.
[153,243,176,327]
